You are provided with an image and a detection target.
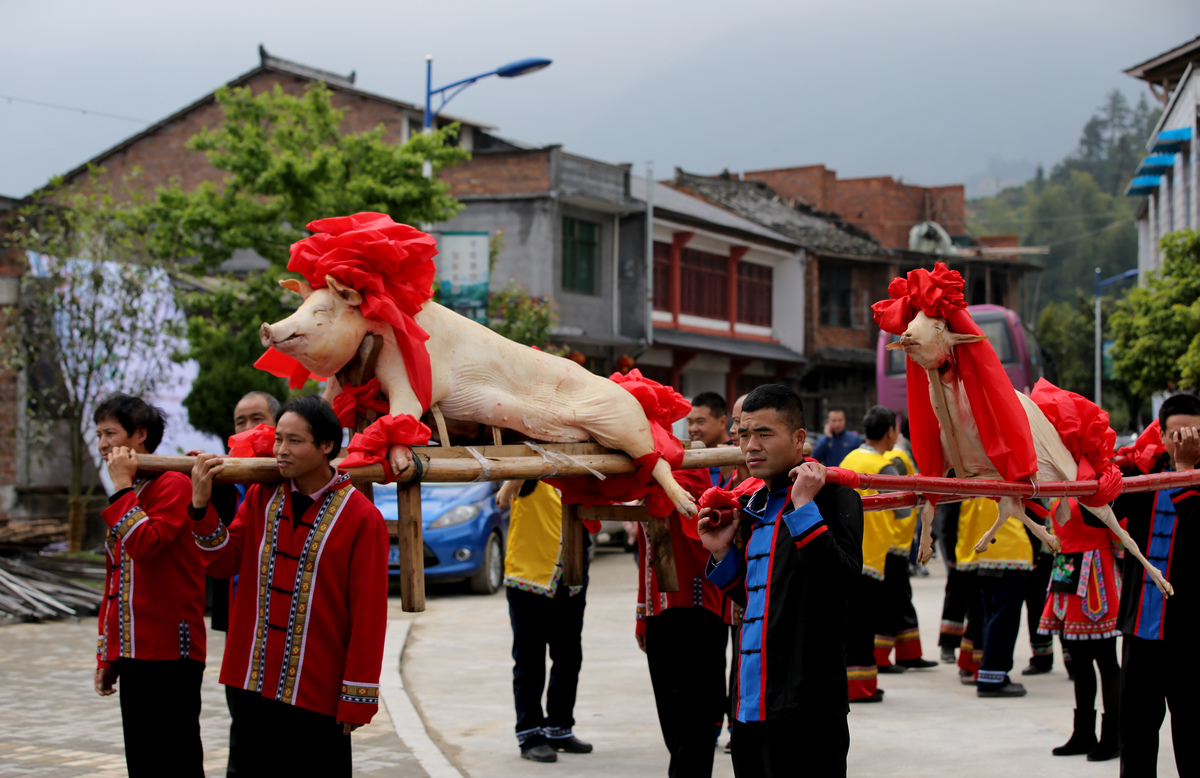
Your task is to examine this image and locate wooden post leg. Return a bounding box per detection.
[561,503,585,587]
[645,512,679,593]
[396,483,425,612]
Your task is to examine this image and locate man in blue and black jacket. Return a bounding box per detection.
[698,384,863,777]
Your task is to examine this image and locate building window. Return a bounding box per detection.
[737,262,773,326]
[562,217,598,295]
[680,247,728,319]
[819,263,852,327]
[653,241,671,309]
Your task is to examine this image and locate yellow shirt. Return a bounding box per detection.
[503,482,580,596]
[884,448,917,554]
[955,497,1033,571]
[839,446,897,580]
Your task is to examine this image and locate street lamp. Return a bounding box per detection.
[423,55,551,132]
[1094,266,1139,407]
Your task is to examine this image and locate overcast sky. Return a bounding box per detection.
[3,0,1197,199]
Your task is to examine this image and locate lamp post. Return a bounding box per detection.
[423,54,550,133]
[1094,266,1139,406]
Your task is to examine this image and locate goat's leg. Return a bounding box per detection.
[974,496,1060,554]
[1090,504,1173,597]
[917,501,936,564]
[926,369,968,478]
[650,457,698,517]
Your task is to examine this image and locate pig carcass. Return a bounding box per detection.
[878,267,1171,596]
[258,220,697,517]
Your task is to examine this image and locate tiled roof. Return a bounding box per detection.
[673,171,890,257]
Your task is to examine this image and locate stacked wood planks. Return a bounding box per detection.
[0,557,102,622]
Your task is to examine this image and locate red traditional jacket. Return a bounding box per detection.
[192,471,389,724]
[98,471,207,669]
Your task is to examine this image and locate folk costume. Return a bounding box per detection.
[99,471,207,778]
[636,468,731,777]
[504,480,590,754]
[874,448,930,670]
[706,472,863,777]
[1036,497,1121,759]
[191,470,389,776]
[1112,462,1198,776]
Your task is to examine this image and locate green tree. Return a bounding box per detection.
[1111,229,1200,397]
[4,175,181,549]
[139,83,470,434]
[488,283,559,347]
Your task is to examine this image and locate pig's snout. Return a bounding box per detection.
[260,322,274,347]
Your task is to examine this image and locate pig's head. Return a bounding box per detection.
[260,275,370,377]
[885,310,988,371]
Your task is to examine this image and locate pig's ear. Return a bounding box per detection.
[325,275,364,307]
[279,278,315,300]
[948,332,988,346]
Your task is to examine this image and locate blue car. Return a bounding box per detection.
[374,481,510,594]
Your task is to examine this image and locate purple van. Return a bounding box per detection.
[876,304,1044,414]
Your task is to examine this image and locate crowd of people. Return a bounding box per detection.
[89,381,1197,777]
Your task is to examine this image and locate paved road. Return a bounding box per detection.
[0,549,1180,777]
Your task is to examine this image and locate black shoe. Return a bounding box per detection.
[978,681,1027,698]
[1021,662,1052,676]
[940,648,956,664]
[850,689,885,703]
[1087,713,1120,761]
[550,735,593,754]
[878,664,908,674]
[723,740,732,755]
[521,744,558,762]
[1052,709,1097,756]
[897,657,938,670]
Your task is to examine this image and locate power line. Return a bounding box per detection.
[0,94,151,125]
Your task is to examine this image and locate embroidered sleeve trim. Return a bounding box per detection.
[110,507,148,542]
[194,522,229,551]
[340,681,380,704]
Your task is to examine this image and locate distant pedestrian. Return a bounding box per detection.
[811,409,862,467]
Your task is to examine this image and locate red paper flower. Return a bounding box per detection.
[227,423,276,458]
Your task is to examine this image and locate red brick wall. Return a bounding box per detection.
[806,258,897,353]
[440,150,552,197]
[744,165,837,211]
[744,166,968,251]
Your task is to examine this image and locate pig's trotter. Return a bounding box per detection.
[918,502,935,565]
[651,458,697,517]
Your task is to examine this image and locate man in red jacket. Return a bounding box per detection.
[93,393,207,778]
[190,394,388,776]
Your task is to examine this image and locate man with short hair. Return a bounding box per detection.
[190,395,388,776]
[812,409,863,467]
[1115,394,1200,776]
[699,384,863,776]
[233,390,280,435]
[688,392,730,488]
[93,393,206,777]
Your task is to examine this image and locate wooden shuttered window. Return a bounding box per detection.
[562,217,598,295]
[737,262,772,326]
[680,247,728,319]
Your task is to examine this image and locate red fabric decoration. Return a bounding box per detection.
[1029,378,1122,507]
[1114,419,1166,475]
[871,262,1038,483]
[339,413,432,472]
[254,347,326,390]
[825,467,862,490]
[227,423,276,458]
[680,479,763,539]
[331,378,391,429]
[550,370,695,515]
[255,213,438,410]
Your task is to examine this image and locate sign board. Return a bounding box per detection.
[1103,340,1116,380]
[437,232,490,324]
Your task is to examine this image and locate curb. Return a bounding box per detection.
[380,619,464,778]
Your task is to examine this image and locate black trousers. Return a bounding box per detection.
[116,658,204,778]
[846,576,883,670]
[732,712,849,778]
[1121,636,1197,777]
[1025,540,1054,669]
[878,554,920,648]
[645,607,728,778]
[977,574,1024,686]
[937,504,967,650]
[507,585,587,747]
[226,685,351,776]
